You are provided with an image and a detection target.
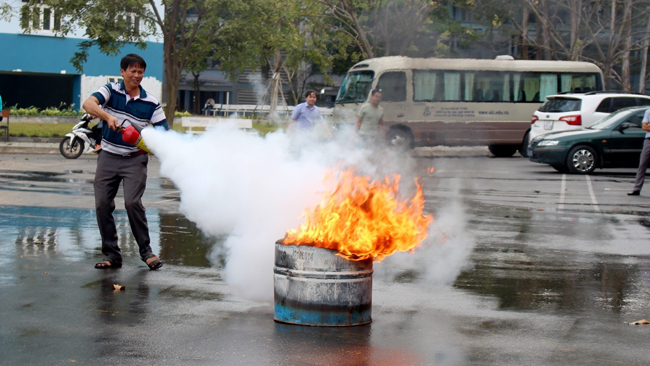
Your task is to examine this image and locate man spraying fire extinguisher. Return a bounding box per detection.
[82,53,168,271]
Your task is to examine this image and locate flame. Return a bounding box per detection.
[283,168,433,262]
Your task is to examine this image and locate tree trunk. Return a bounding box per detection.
[522,5,529,59]
[541,0,552,59]
[569,0,581,61]
[192,72,201,114]
[163,30,178,126]
[164,67,180,126]
[621,0,632,91]
[639,13,650,93]
[535,13,543,60]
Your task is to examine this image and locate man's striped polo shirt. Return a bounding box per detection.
[92,81,169,156]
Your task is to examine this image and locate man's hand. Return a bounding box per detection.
[106,116,120,131]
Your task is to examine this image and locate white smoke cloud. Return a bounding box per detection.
[373,192,475,286]
[142,123,473,301]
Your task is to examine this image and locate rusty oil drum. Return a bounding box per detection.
[273,242,373,326]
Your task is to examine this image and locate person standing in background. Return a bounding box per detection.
[289,90,331,137]
[629,108,650,196]
[355,89,384,144]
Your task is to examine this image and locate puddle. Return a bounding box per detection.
[452,204,650,315]
[0,205,222,268]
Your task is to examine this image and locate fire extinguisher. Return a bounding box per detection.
[118,120,152,154]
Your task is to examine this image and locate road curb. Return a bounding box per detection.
[0,146,60,155]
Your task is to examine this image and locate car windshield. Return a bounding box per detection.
[336,71,375,104]
[588,109,637,130]
[538,97,582,113]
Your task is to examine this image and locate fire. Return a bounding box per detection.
[283,168,433,262]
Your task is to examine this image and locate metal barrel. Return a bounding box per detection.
[273,242,373,326]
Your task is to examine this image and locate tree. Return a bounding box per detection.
[18,0,229,126]
[318,0,441,59]
[212,0,350,115]
[500,0,650,90]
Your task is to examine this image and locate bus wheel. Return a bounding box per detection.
[386,127,414,150]
[488,144,518,157]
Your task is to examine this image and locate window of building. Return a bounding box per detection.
[107,76,124,84]
[20,2,60,32]
[119,13,140,35]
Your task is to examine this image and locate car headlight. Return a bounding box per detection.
[538,140,560,146]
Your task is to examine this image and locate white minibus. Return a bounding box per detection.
[334,56,604,156]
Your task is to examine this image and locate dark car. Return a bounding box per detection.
[529,106,648,174]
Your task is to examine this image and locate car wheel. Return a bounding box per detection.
[551,165,569,173]
[488,144,518,157]
[567,145,597,174]
[385,127,414,150]
[519,132,530,157]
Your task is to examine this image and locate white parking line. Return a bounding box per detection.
[585,175,601,213]
[558,174,566,212]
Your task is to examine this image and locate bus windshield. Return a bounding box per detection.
[336,71,374,104]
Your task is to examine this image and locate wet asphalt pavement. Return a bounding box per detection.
[1,152,649,366]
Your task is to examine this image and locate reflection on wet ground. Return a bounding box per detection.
[453,204,650,316]
[0,205,222,271]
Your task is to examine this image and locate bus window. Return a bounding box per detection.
[560,73,598,92]
[474,72,510,102]
[464,73,475,101]
[515,73,553,102]
[414,70,463,102]
[377,71,407,102]
[414,70,438,102]
[336,71,374,104]
[443,72,461,101]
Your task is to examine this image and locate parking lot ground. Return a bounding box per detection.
[1,153,649,366]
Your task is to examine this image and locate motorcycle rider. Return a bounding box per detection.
[91,120,103,152]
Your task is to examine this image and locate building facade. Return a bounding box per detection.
[0,1,164,111]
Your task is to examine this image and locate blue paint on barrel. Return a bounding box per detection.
[274,242,373,326]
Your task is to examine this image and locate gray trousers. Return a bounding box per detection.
[633,138,650,191]
[94,151,153,262]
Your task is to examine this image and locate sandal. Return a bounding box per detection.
[145,256,163,270]
[95,259,122,269]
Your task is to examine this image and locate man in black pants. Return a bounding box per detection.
[629,108,650,196]
[82,54,169,270]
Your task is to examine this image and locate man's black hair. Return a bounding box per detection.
[304,90,317,99]
[371,88,382,96]
[120,54,147,71]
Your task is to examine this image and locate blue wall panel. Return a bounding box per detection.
[0,33,163,80]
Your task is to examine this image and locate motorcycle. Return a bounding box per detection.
[59,114,100,159]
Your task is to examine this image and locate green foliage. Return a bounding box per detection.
[174,110,191,118]
[0,1,14,22]
[252,122,281,136]
[23,0,157,73]
[9,123,76,138]
[9,103,82,116]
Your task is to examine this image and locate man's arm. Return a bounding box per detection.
[82,96,119,131]
[355,115,363,132]
[289,105,301,128]
[643,122,650,132]
[643,110,650,132]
